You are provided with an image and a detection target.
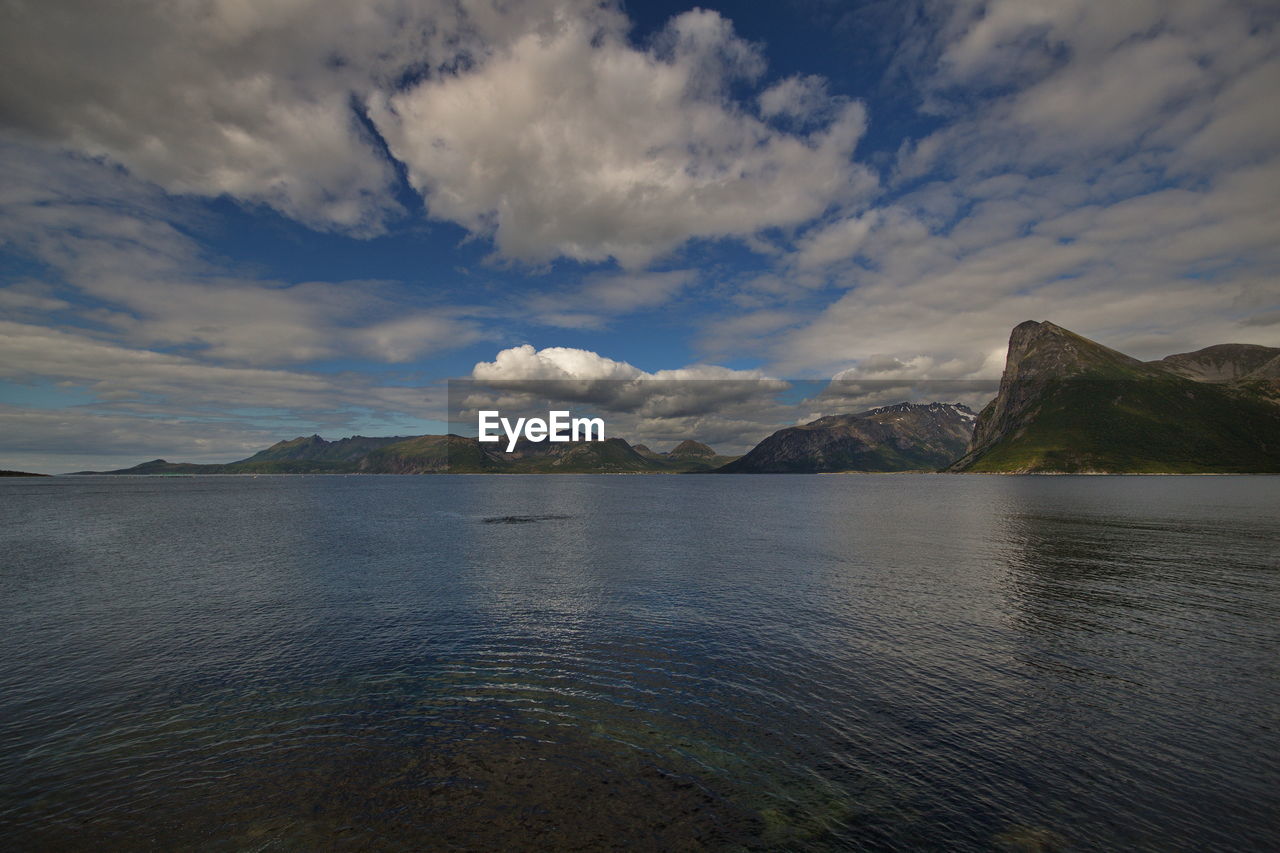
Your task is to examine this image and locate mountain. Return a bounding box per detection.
[357,434,742,473]
[663,440,738,471]
[1153,344,1280,382]
[80,435,410,475]
[240,434,409,465]
[77,459,228,475]
[355,435,496,474]
[1,469,50,477]
[355,435,663,474]
[669,440,716,458]
[1245,353,1280,382]
[716,402,977,473]
[77,434,735,475]
[624,439,737,471]
[948,321,1280,473]
[508,437,663,473]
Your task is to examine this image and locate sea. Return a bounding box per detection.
[1,474,1277,850]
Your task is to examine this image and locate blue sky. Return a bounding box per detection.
[2,0,1278,471]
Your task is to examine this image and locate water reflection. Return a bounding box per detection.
[990,476,1280,851]
[1,475,1277,850]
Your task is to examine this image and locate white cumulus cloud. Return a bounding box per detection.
[371,9,873,267]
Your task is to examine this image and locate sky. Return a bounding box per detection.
[2,0,1278,472]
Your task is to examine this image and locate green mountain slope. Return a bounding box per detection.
[355,435,495,473]
[239,434,410,465]
[949,321,1280,473]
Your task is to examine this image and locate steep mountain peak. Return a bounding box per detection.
[669,439,715,457]
[1005,320,1151,380]
[956,322,1156,470]
[949,321,1280,473]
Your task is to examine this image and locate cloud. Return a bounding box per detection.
[1240,310,1280,328]
[1009,34,1204,152]
[0,320,441,415]
[471,344,782,389]
[935,0,1188,89]
[370,8,874,267]
[0,144,487,366]
[0,142,476,468]
[90,275,484,366]
[4,0,1277,472]
[3,1,881,266]
[524,270,697,329]
[0,0,622,234]
[792,212,880,269]
[1175,55,1280,168]
[0,313,456,473]
[462,343,1000,454]
[706,0,1280,376]
[926,0,1280,166]
[696,309,804,358]
[466,344,787,421]
[3,0,397,232]
[0,404,290,473]
[356,315,485,364]
[759,75,834,123]
[758,163,1280,375]
[579,270,697,313]
[0,281,71,314]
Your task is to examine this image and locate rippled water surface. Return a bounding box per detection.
[1,474,1278,850]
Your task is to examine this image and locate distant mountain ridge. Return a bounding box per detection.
[948,321,1280,473]
[68,323,1280,476]
[669,440,717,458]
[716,402,976,473]
[77,435,739,475]
[1154,344,1280,382]
[242,434,410,464]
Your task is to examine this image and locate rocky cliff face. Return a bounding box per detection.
[717,402,976,473]
[955,321,1165,469]
[949,321,1280,473]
